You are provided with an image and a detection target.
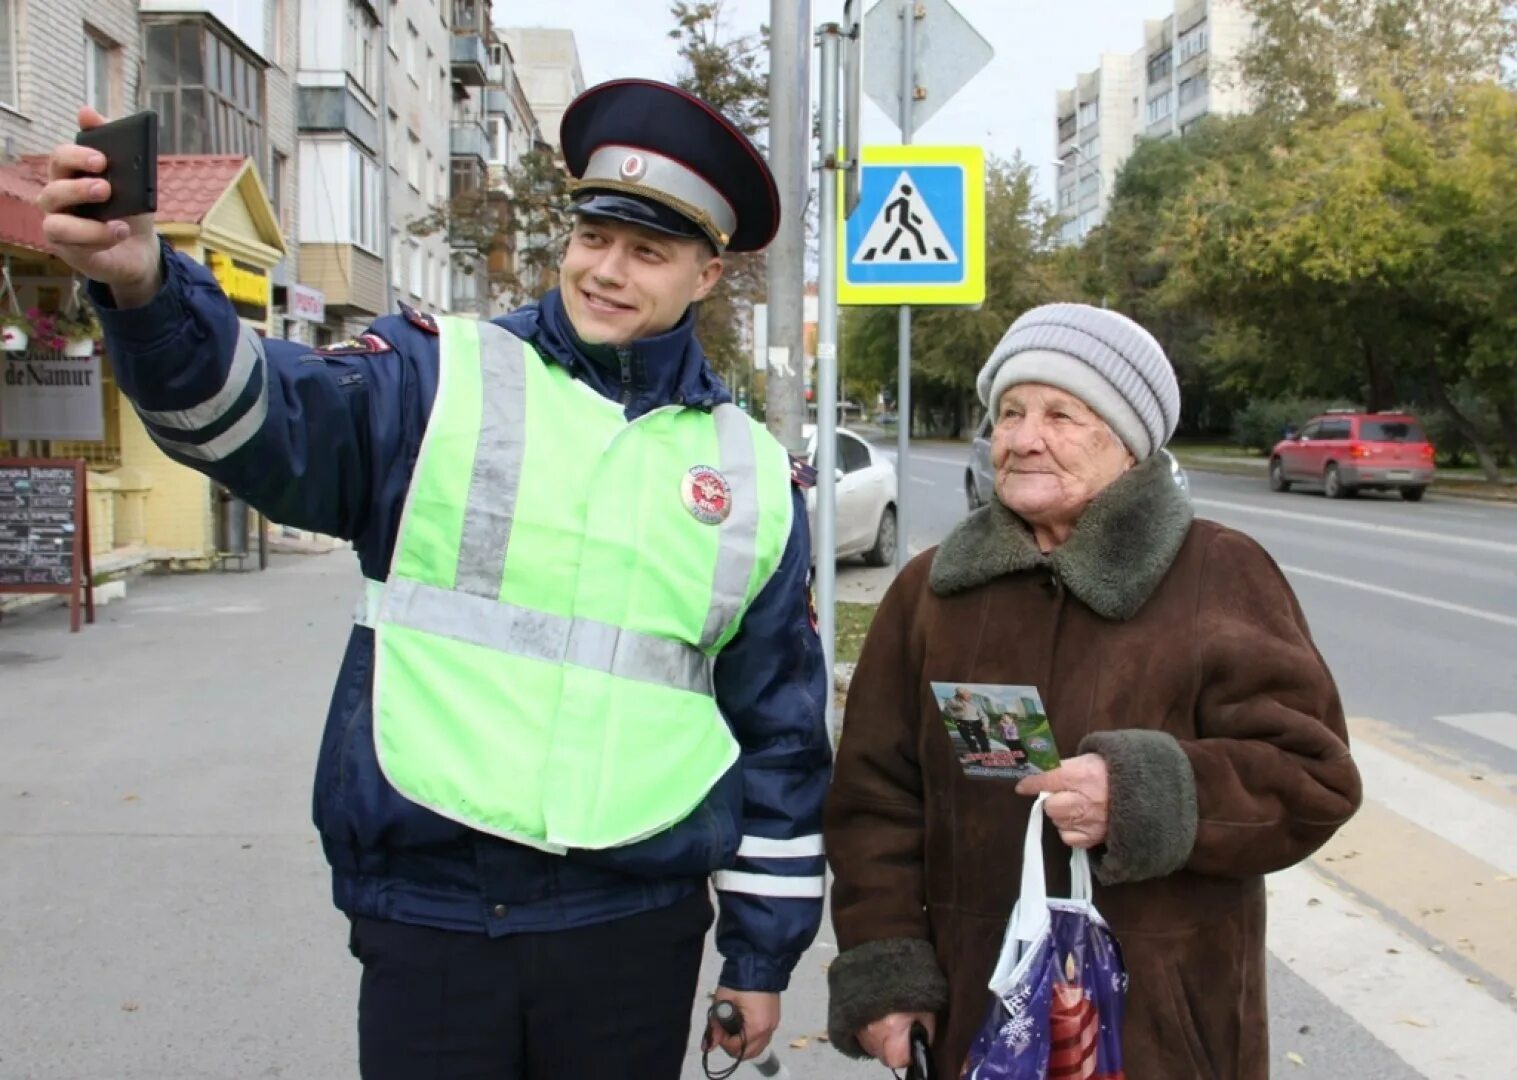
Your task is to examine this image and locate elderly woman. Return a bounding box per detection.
[824,304,1362,1079]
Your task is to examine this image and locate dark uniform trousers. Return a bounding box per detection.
[351,888,713,1079]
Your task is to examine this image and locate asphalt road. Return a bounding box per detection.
[1,449,1513,1080]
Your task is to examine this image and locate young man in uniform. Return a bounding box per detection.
[38,80,830,1079]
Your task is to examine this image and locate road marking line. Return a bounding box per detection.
[1193,497,1517,556]
[910,476,936,487]
[1351,740,1517,877]
[1268,863,1517,1080]
[1436,712,1517,754]
[1279,565,1517,630]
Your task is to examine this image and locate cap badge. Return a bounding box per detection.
[681,466,732,525]
[619,153,648,182]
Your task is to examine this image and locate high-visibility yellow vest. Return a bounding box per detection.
[363,317,793,851]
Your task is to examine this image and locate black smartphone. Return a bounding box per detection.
[71,110,158,221]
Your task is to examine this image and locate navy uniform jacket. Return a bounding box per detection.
[89,242,832,992]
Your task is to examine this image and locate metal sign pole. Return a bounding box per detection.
[816,23,842,744]
[895,0,917,573]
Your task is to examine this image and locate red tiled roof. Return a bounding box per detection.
[0,153,250,257]
[155,155,247,225]
[0,157,50,254]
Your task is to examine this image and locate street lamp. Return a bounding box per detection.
[1052,146,1108,309]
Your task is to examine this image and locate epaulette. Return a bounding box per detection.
[398,300,438,334]
[315,332,393,356]
[789,454,817,489]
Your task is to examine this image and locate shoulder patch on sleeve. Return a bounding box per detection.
[789,454,817,489]
[315,332,393,356]
[398,300,439,334]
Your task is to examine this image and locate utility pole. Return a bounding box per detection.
[894,0,917,571]
[815,21,842,742]
[764,0,812,454]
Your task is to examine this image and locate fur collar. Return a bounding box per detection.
[929,454,1194,620]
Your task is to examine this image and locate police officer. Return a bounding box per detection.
[39,81,830,1079]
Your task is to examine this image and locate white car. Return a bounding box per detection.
[803,424,899,566]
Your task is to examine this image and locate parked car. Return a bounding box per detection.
[804,424,898,566]
[965,413,1190,511]
[1269,411,1435,501]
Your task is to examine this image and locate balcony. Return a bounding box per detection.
[297,86,380,154]
[450,33,489,87]
[487,164,513,197]
[451,121,490,164]
[1057,114,1077,144]
[485,87,511,116]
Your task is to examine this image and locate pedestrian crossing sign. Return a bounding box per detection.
[839,145,985,306]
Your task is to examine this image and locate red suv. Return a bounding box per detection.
[1269,411,1435,501]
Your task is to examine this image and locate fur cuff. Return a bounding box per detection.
[1079,729,1198,884]
[826,938,948,1059]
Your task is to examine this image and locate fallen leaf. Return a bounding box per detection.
[1306,898,1322,907]
[121,1002,139,1013]
[240,843,253,850]
[789,1036,809,1050]
[122,794,139,803]
[1467,976,1483,985]
[1386,948,1401,955]
[1286,1051,1305,1067]
[1470,773,1484,781]
[817,1033,830,1043]
[1297,1024,1311,1035]
[1430,945,1446,954]
[1395,1017,1431,1028]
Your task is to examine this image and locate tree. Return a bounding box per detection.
[668,1,771,392]
[1235,0,1516,122]
[407,146,572,308]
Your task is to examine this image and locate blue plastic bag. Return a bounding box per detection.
[960,793,1127,1080]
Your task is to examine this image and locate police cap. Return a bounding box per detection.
[559,79,781,253]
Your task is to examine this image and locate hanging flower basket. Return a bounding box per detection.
[27,306,102,355]
[0,320,27,352]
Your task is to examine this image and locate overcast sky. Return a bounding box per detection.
[499,0,1167,202]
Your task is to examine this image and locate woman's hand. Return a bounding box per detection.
[858,1011,936,1069]
[1017,753,1110,848]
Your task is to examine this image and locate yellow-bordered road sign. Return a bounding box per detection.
[838,144,985,307]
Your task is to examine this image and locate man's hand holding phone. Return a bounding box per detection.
[37,107,163,308]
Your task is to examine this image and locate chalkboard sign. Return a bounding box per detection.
[0,458,95,631]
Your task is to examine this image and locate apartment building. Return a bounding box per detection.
[498,27,584,151]
[1054,0,1253,244]
[1054,48,1144,245]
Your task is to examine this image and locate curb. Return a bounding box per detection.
[1172,455,1517,504]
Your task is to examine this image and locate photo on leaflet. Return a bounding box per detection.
[930,682,1061,780]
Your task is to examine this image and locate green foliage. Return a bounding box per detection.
[1231,398,1358,454]
[1054,0,1517,479]
[668,1,769,391]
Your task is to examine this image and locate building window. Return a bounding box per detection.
[1078,172,1100,199]
[407,131,421,189]
[348,145,381,254]
[454,0,483,34]
[451,158,482,195]
[387,110,400,172]
[425,149,435,204]
[348,0,379,101]
[1079,135,1099,161]
[409,240,424,298]
[85,33,117,117]
[146,20,265,167]
[1078,100,1099,128]
[425,47,435,104]
[486,115,510,165]
[1148,90,1174,124]
[406,21,419,83]
[1178,20,1209,63]
[1057,113,1076,144]
[1146,48,1172,85]
[1178,74,1208,106]
[0,0,17,111]
[390,228,403,289]
[1058,184,1075,210]
[270,150,287,216]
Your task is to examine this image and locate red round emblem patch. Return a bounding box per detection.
[681,465,732,525]
[619,153,647,182]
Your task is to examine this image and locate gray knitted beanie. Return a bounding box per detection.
[975,303,1181,460]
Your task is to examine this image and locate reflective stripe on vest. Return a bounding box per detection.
[368,317,793,851]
